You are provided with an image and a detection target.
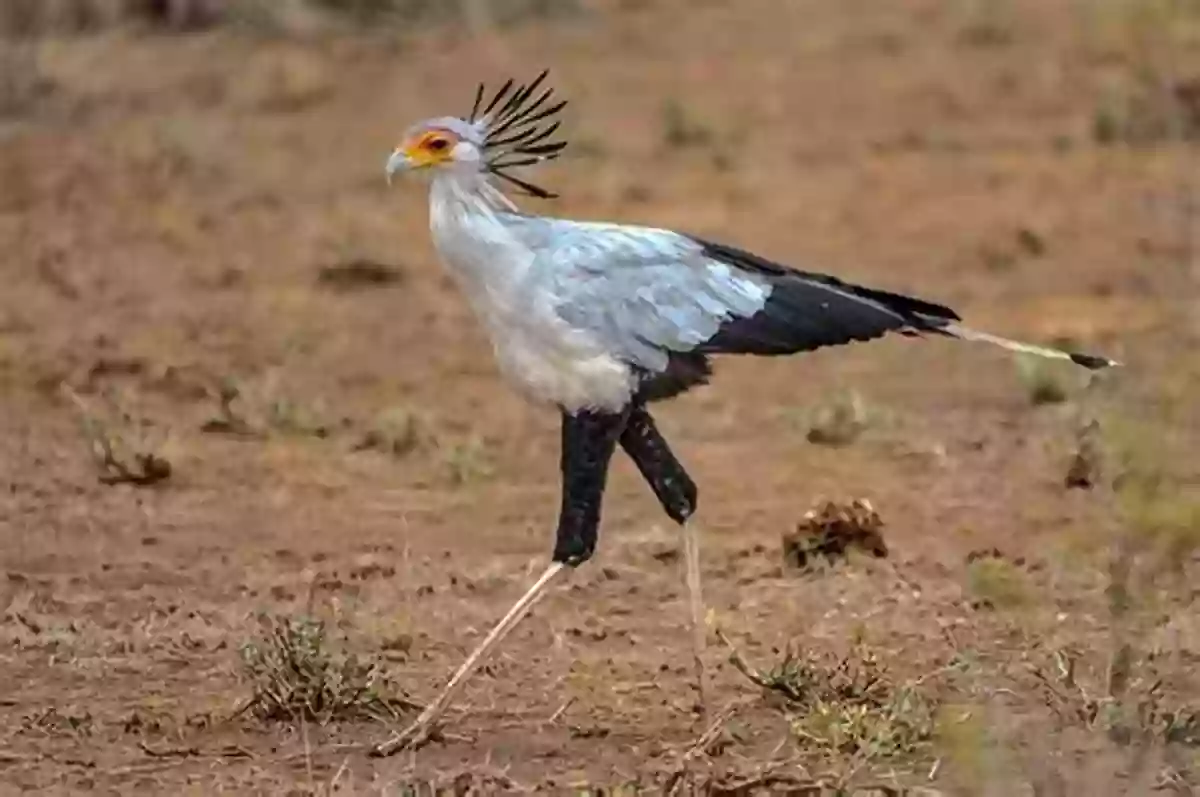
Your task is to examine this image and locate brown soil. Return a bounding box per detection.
[3,1,1200,793]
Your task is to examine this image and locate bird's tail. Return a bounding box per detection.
[921,319,1119,370]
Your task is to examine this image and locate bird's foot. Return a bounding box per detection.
[370,718,442,757]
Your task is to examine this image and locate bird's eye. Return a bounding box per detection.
[427,138,450,151]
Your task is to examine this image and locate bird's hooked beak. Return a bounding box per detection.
[385,149,411,185]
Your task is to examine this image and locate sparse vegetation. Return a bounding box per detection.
[1093,74,1200,145]
[1111,417,1200,575]
[1031,646,1200,748]
[1015,354,1071,406]
[1085,0,1200,146]
[239,613,415,724]
[964,551,1030,610]
[1065,416,1104,489]
[63,384,173,486]
[956,0,1018,48]
[802,389,872,446]
[722,632,938,781]
[354,406,434,457]
[201,376,332,439]
[0,41,50,118]
[0,0,582,36]
[661,99,714,150]
[443,435,493,485]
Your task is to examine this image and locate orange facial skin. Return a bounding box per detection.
[399,130,458,168]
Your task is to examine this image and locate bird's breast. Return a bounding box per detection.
[430,211,636,412]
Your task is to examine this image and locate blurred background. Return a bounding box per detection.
[2,0,1200,793]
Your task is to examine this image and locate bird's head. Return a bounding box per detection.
[386,70,568,199]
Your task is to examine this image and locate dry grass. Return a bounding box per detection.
[0,0,581,36]
[239,613,416,724]
[722,632,938,785]
[1014,355,1072,406]
[62,384,173,486]
[802,389,873,447]
[964,553,1031,611]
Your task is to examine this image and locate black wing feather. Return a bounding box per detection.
[693,239,961,356]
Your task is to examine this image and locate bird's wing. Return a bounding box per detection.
[504,215,959,375]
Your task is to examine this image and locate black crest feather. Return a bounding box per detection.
[469,69,568,199]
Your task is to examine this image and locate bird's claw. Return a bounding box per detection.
[369,722,441,757]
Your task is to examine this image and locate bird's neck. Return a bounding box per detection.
[427,170,522,296]
[430,170,516,225]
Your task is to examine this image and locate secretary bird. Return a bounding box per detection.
[373,71,1116,754]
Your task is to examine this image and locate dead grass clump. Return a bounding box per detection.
[443,436,494,485]
[1093,75,1200,146]
[201,376,332,439]
[661,99,714,150]
[803,389,872,446]
[21,706,96,738]
[239,613,413,724]
[0,42,53,118]
[127,0,224,30]
[782,498,887,570]
[1015,355,1071,406]
[955,0,1018,48]
[1065,417,1104,490]
[1119,486,1200,574]
[1086,0,1200,146]
[316,258,404,291]
[63,384,172,486]
[1109,416,1200,575]
[964,551,1029,610]
[1033,648,1200,748]
[0,0,581,37]
[353,406,435,458]
[723,634,936,770]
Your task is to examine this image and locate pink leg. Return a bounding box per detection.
[371,561,567,756]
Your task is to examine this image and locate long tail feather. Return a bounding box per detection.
[930,321,1119,369]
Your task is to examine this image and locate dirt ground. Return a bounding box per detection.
[3,0,1200,793]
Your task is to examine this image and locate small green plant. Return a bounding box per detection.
[0,40,51,118]
[201,375,331,439]
[965,554,1029,610]
[804,389,871,446]
[63,385,173,487]
[444,436,494,485]
[239,614,411,723]
[1033,648,1200,747]
[1107,415,1200,573]
[1015,355,1070,406]
[1085,0,1200,146]
[723,634,936,769]
[267,396,331,438]
[932,704,994,792]
[354,406,434,458]
[1092,76,1200,146]
[1065,417,1104,489]
[956,0,1017,48]
[661,99,713,149]
[200,379,261,437]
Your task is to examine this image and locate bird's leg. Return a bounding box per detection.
[619,405,707,716]
[372,408,629,756]
[371,560,566,756]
